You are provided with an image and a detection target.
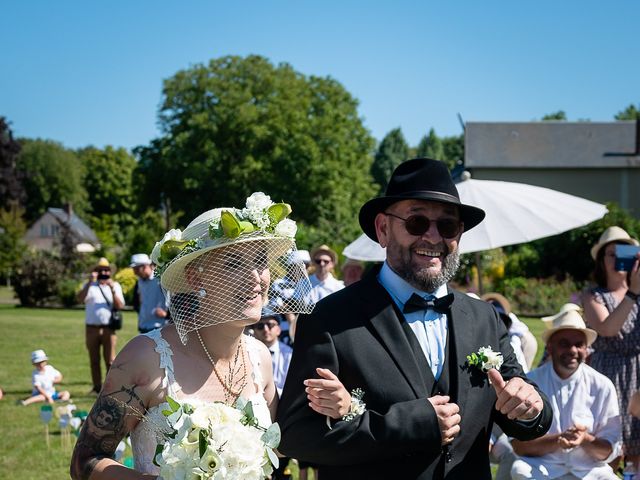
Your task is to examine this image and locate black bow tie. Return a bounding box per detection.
[403,293,454,314]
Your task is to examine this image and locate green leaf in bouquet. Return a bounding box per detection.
[199,429,208,458]
[267,203,292,224]
[153,444,163,467]
[166,396,181,413]
[266,447,280,469]
[261,422,281,449]
[243,400,255,421]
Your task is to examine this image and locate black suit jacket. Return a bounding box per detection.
[277,269,552,479]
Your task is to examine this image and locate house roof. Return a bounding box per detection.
[465,121,640,169]
[48,208,99,244]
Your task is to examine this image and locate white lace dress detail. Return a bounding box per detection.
[129,331,271,475]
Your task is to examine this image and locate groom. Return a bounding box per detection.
[277,158,552,479]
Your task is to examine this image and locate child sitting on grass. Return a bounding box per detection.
[20,349,70,406]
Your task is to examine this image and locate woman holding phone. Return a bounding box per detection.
[583,226,640,467]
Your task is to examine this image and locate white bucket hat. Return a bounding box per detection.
[130,253,152,268]
[541,308,597,346]
[31,349,48,363]
[591,226,639,260]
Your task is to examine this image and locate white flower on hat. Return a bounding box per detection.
[274,218,297,239]
[245,192,272,211]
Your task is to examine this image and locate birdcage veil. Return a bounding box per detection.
[151,193,314,343]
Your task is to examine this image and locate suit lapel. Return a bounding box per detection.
[358,273,429,399]
[449,290,476,414]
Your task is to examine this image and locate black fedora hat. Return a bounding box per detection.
[359,158,485,242]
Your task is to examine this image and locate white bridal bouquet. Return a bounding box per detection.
[154,397,280,480]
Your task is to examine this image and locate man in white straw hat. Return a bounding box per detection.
[130,253,169,334]
[511,306,622,480]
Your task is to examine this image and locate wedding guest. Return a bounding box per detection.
[306,244,344,303]
[71,193,328,479]
[582,226,640,467]
[342,258,365,286]
[76,257,125,396]
[20,349,70,406]
[278,158,551,479]
[130,253,169,334]
[511,307,621,480]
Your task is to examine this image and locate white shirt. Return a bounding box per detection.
[83,282,125,326]
[518,362,622,478]
[32,365,61,396]
[307,273,344,304]
[268,341,293,397]
[378,262,449,380]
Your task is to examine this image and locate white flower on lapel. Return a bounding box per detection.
[466,345,503,372]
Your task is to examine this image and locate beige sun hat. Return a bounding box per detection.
[590,226,639,260]
[159,207,295,294]
[311,244,338,265]
[541,303,583,323]
[540,307,597,346]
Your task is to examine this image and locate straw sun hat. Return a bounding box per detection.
[540,304,597,346]
[590,226,639,260]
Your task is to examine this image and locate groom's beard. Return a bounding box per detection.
[397,245,460,292]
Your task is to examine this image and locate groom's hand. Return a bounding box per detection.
[488,369,543,421]
[427,395,461,445]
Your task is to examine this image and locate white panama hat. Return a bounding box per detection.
[540,308,597,346]
[130,253,152,268]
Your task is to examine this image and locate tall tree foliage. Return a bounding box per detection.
[615,104,640,120]
[415,128,444,161]
[0,117,26,209]
[135,55,375,245]
[541,111,567,121]
[371,128,408,194]
[0,203,27,280]
[17,139,87,222]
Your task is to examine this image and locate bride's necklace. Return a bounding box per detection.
[196,330,248,405]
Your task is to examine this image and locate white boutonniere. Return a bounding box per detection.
[466,346,503,372]
[342,388,366,422]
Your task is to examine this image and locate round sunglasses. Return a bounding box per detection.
[385,212,462,238]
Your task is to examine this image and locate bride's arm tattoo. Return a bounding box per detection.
[70,384,146,479]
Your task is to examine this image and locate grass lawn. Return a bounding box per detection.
[0,303,545,479]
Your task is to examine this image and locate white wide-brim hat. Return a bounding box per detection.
[31,349,48,363]
[160,208,294,294]
[591,226,639,260]
[541,303,582,323]
[541,309,597,346]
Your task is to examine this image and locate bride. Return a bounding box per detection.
[70,193,349,479]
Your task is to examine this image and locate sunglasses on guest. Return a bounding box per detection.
[253,321,279,330]
[314,258,332,265]
[384,212,462,238]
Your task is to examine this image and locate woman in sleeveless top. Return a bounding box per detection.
[582,226,640,467]
[71,193,352,479]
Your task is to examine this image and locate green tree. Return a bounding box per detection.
[441,134,464,169]
[78,146,137,250]
[136,54,375,245]
[17,139,87,222]
[541,111,567,121]
[615,104,640,120]
[0,117,26,209]
[415,128,444,161]
[0,203,27,282]
[371,128,408,194]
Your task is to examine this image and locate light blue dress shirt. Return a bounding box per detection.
[137,272,169,331]
[378,262,449,380]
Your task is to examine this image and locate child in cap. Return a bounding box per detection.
[20,349,70,406]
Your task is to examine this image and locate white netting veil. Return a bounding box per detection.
[151,194,314,343]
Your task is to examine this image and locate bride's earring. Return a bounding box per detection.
[198,288,207,297]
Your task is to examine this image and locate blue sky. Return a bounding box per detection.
[2,1,639,151]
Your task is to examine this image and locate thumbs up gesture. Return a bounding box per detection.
[487,368,543,421]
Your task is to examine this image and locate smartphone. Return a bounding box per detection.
[615,244,640,271]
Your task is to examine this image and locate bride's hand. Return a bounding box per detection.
[304,367,351,419]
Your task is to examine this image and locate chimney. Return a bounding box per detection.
[63,203,73,220]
